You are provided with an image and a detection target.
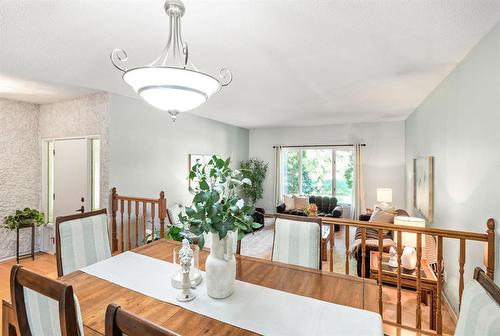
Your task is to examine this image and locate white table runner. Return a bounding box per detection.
[81,252,382,335]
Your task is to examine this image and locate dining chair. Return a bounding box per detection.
[10,265,84,336]
[105,304,180,336]
[56,208,111,277]
[271,214,322,270]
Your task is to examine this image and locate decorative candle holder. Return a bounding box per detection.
[172,241,202,289]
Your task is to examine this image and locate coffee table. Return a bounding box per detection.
[370,251,438,330]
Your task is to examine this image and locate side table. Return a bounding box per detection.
[16,222,35,263]
[370,251,438,330]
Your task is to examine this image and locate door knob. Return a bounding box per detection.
[75,205,85,213]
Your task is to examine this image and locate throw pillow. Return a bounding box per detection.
[284,195,295,210]
[369,207,395,236]
[294,195,309,210]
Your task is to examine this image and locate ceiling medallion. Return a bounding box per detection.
[111,0,232,121]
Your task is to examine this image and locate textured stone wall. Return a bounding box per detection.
[0,93,110,260]
[39,92,109,209]
[0,99,41,260]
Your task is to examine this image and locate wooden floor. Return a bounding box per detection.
[1,237,456,336]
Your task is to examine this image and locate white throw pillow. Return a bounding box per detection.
[294,196,309,210]
[284,195,295,210]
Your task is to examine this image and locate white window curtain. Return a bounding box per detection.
[351,144,365,220]
[273,145,283,206]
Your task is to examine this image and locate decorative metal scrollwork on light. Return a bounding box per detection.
[110,0,232,121]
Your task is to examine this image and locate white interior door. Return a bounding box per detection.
[53,138,90,219]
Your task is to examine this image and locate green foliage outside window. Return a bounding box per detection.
[283,149,353,203]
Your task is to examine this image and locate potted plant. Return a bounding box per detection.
[4,208,45,230]
[179,155,261,299]
[240,158,268,229]
[239,158,268,205]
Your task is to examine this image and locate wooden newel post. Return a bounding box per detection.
[111,187,118,253]
[486,218,495,280]
[159,191,167,239]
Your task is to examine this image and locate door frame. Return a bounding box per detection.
[41,135,100,225]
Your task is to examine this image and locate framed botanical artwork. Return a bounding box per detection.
[413,156,434,223]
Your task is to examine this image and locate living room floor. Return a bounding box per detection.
[241,218,457,335]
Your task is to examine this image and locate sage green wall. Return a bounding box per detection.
[108,94,249,209]
[405,22,500,312]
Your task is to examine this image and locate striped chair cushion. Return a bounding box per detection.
[24,287,84,336]
[455,279,500,336]
[59,213,111,275]
[272,218,321,269]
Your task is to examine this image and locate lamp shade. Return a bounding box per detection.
[376,188,393,203]
[394,216,426,248]
[123,67,221,112]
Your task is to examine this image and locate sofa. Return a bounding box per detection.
[276,195,343,230]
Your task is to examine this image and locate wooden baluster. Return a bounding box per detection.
[127,200,131,251]
[416,233,422,329]
[345,225,350,275]
[396,230,402,325]
[120,199,124,252]
[329,223,334,272]
[361,227,366,278]
[486,218,495,280]
[378,229,383,316]
[458,239,465,310]
[135,201,139,248]
[436,236,443,334]
[111,188,118,253]
[151,202,156,241]
[159,191,166,239]
[142,202,147,245]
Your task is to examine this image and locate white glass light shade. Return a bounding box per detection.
[376,188,393,203]
[123,67,221,112]
[394,216,426,248]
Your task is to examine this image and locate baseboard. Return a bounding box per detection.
[0,248,42,262]
[442,291,458,324]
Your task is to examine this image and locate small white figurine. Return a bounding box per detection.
[388,246,398,268]
[176,239,196,302]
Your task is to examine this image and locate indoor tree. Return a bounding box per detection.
[239,158,268,205]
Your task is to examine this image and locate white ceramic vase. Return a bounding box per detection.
[205,231,236,299]
[401,246,417,270]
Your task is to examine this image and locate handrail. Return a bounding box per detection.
[266,212,495,334]
[322,217,489,241]
[110,187,167,253]
[113,195,161,203]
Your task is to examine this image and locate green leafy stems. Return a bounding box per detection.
[179,155,262,249]
[3,208,45,230]
[239,158,268,205]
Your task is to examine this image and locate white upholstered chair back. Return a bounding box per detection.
[272,216,321,270]
[22,288,84,336]
[56,209,111,276]
[11,265,84,336]
[455,278,500,335]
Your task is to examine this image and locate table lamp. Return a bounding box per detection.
[376,188,392,208]
[394,216,426,270]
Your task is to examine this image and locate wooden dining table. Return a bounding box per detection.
[3,239,379,335]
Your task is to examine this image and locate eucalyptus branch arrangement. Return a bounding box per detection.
[3,208,45,230]
[179,155,261,248]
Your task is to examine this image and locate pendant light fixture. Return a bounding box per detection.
[110,0,232,121]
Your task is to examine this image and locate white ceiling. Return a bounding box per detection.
[1,0,500,128]
[0,73,97,104]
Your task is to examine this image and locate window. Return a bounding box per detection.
[281,147,353,204]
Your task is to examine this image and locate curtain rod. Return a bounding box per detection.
[272,144,366,149]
